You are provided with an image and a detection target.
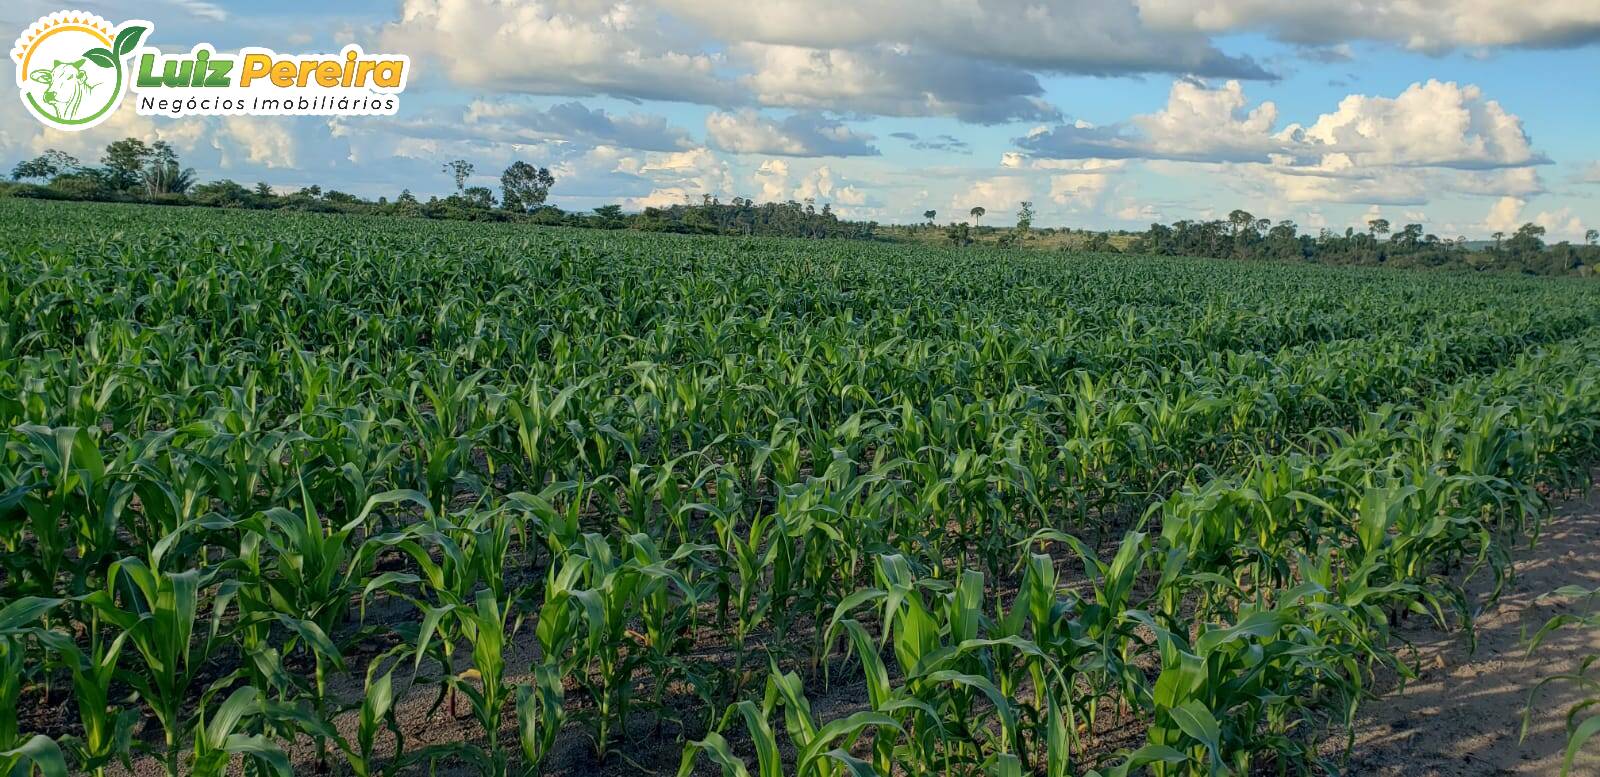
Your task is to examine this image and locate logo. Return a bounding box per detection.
[12,10,408,130]
[10,11,148,131]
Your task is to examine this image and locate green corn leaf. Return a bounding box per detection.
[412,603,456,673]
[1194,610,1285,654]
[679,731,752,777]
[1564,714,1600,777]
[822,749,881,777]
[0,735,68,777]
[222,734,292,777]
[732,700,782,777]
[203,686,260,746]
[795,712,900,773]
[987,753,1022,777]
[949,570,983,645]
[275,615,345,672]
[1170,700,1223,767]
[0,597,62,632]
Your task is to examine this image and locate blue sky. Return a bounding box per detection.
[5,0,1599,239]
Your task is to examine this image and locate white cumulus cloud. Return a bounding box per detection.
[705,111,879,157]
[1135,0,1600,53]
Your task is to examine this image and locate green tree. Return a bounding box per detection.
[1506,222,1547,259]
[1013,201,1034,244]
[10,149,79,182]
[141,141,194,196]
[1392,223,1423,249]
[969,205,985,227]
[395,189,421,217]
[500,161,556,213]
[48,169,111,198]
[442,159,473,193]
[102,138,152,191]
[189,179,252,207]
[460,185,497,209]
[1228,209,1255,237]
[592,204,626,229]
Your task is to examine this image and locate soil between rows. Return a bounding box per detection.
[1328,483,1600,776]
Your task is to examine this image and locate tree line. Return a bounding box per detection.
[3,140,880,240]
[4,142,575,223]
[631,196,877,239]
[1128,210,1597,277]
[928,203,1597,277]
[6,139,1594,274]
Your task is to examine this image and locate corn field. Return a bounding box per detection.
[3,198,1600,776]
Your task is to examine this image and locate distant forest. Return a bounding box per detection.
[6,139,1594,277]
[1129,211,1598,277]
[4,141,871,241]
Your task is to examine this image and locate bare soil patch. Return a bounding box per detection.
[1332,486,1600,776]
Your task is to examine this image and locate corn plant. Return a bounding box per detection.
[187,686,294,777]
[36,628,134,776]
[680,665,902,777]
[79,548,236,775]
[0,598,69,777]
[342,648,407,777]
[540,532,707,759]
[826,558,1061,774]
[515,665,566,775]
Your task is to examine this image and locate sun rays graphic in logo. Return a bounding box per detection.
[10,11,149,131]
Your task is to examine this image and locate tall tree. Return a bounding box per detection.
[1227,209,1255,237]
[969,206,985,227]
[1506,222,1547,258]
[102,138,151,191]
[499,161,556,213]
[442,159,473,193]
[1014,201,1034,240]
[142,141,194,196]
[591,204,625,228]
[1393,223,1423,249]
[461,185,497,209]
[10,149,79,182]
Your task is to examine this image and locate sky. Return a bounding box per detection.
[4,0,1600,239]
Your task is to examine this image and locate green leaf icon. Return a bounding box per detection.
[113,25,146,58]
[82,47,115,69]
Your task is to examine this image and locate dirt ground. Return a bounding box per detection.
[1329,486,1600,776]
